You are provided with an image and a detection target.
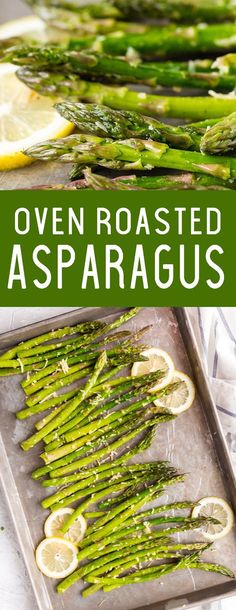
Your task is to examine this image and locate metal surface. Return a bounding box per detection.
[0,306,236,610]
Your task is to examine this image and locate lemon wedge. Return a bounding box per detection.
[44,508,87,546]
[192,496,234,541]
[153,370,195,414]
[35,537,78,579]
[0,63,73,171]
[132,347,175,392]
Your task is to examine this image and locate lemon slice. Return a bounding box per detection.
[35,537,79,579]
[132,347,175,391]
[153,370,195,414]
[44,508,87,546]
[0,63,73,171]
[192,496,234,541]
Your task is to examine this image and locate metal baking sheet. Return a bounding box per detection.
[0,307,236,610]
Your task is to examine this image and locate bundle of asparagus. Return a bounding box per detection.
[0,307,234,596]
[2,0,236,188]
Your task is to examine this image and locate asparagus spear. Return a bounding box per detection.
[49,52,236,92]
[82,548,207,597]
[27,170,233,191]
[34,366,156,431]
[17,69,236,120]
[44,428,158,487]
[21,351,107,451]
[67,501,202,563]
[43,461,175,488]
[22,330,130,389]
[61,539,207,591]
[32,420,157,480]
[25,133,236,181]
[56,102,200,150]
[201,111,236,155]
[47,468,167,511]
[61,473,171,537]
[81,169,231,191]
[7,42,236,91]
[26,0,236,24]
[0,320,105,362]
[41,407,172,464]
[5,23,236,62]
[53,379,169,444]
[87,554,234,591]
[32,421,135,480]
[25,0,122,22]
[84,501,195,531]
[57,533,168,592]
[24,365,93,407]
[26,0,149,34]
[82,544,210,597]
[46,417,171,478]
[43,373,167,447]
[109,0,236,23]
[24,346,147,408]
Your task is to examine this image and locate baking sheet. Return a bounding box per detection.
[0,306,236,610]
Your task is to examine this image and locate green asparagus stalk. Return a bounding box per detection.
[25,362,92,396]
[17,69,236,121]
[50,476,134,512]
[43,381,164,449]
[81,168,231,191]
[47,417,170,478]
[58,533,169,593]
[30,169,233,192]
[58,383,169,444]
[32,421,133,480]
[22,360,89,394]
[41,407,172,464]
[80,517,209,561]
[84,500,195,528]
[107,0,236,23]
[25,0,150,34]
[0,320,104,362]
[82,545,210,597]
[84,543,203,579]
[25,133,236,181]
[26,0,236,24]
[25,0,122,26]
[56,102,200,150]
[201,111,236,155]
[61,476,167,537]
[64,482,186,554]
[5,23,236,63]
[23,345,147,407]
[33,365,148,431]
[22,330,130,389]
[82,546,208,598]
[86,532,171,560]
[60,539,207,594]
[43,428,158,487]
[43,370,166,445]
[42,461,175,488]
[32,419,157,480]
[50,52,236,92]
[87,554,234,591]
[21,351,107,451]
[24,365,93,407]
[17,308,139,359]
[49,469,164,512]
